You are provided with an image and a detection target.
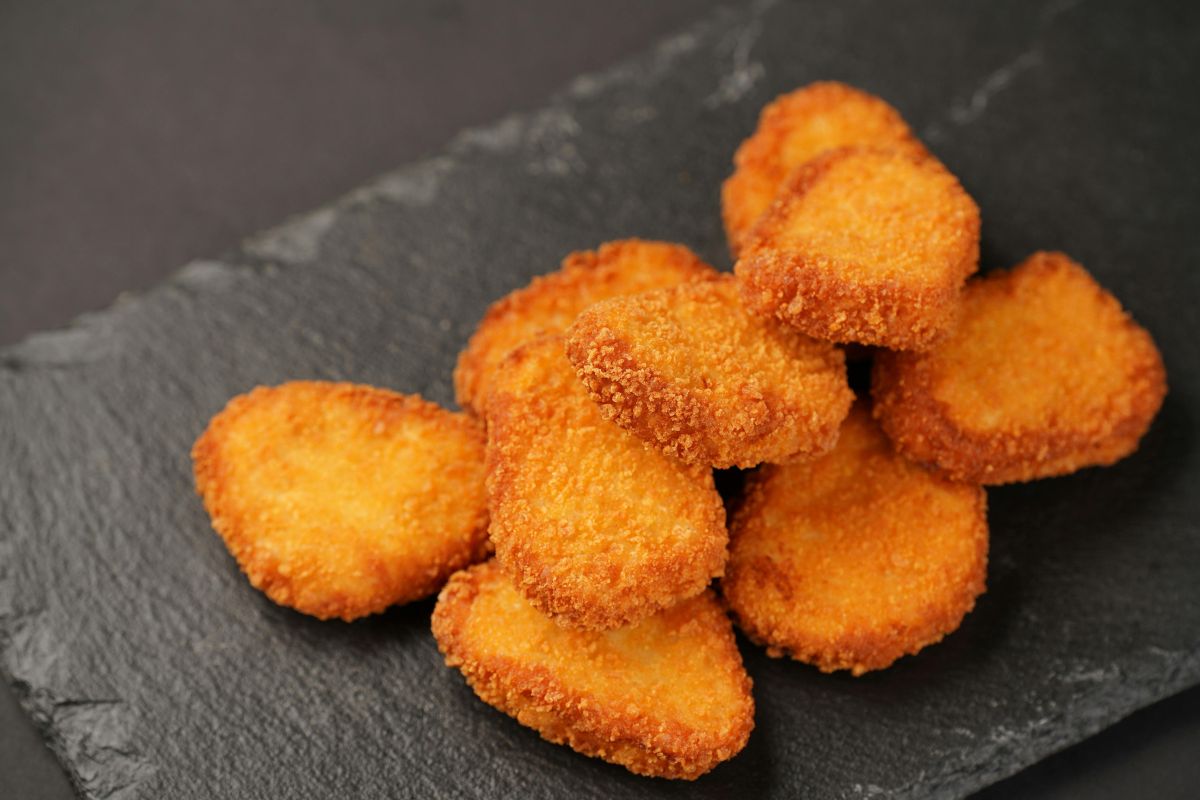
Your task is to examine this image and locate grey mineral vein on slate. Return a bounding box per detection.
[2,0,1199,798]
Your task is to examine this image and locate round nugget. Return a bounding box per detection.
[453,239,718,417]
[872,252,1168,484]
[722,82,927,256]
[432,561,754,780]
[735,146,981,350]
[192,382,489,621]
[723,403,988,675]
[566,277,852,468]
[486,335,728,630]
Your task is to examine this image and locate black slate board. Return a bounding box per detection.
[2,0,1199,797]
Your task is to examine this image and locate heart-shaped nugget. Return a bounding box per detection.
[736,146,980,350]
[485,334,727,630]
[872,252,1167,484]
[567,276,852,469]
[432,561,754,780]
[192,382,488,620]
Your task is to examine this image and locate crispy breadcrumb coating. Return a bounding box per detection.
[432,561,754,779]
[453,239,718,417]
[192,382,489,621]
[721,82,927,256]
[565,277,852,468]
[735,146,980,350]
[872,252,1167,484]
[723,403,988,675]
[485,335,728,630]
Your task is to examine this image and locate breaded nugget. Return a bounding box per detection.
[723,403,988,675]
[735,146,980,350]
[453,239,718,417]
[192,382,489,621]
[486,335,727,630]
[432,561,754,779]
[872,252,1167,484]
[566,277,853,468]
[722,82,927,256]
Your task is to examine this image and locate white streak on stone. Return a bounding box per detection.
[704,11,768,108]
[244,206,337,264]
[948,48,1044,127]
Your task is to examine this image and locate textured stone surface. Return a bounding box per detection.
[1,0,1198,797]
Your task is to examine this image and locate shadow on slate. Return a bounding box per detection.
[1,0,1199,797]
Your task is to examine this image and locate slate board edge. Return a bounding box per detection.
[1,0,1196,797]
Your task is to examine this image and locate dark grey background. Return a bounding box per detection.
[1,1,1197,797]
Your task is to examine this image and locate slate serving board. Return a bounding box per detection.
[2,0,1198,797]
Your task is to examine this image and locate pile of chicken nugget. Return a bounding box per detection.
[192,82,1167,780]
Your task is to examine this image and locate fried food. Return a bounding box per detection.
[432,561,754,779]
[192,381,489,621]
[723,403,988,675]
[721,82,927,256]
[453,239,718,417]
[735,146,980,350]
[872,252,1168,484]
[566,277,853,468]
[485,335,727,630]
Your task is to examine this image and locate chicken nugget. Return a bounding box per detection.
[192,382,488,621]
[735,146,981,350]
[486,335,727,630]
[432,561,754,780]
[454,239,718,417]
[872,252,1167,484]
[722,82,927,256]
[723,403,988,675]
[566,277,853,468]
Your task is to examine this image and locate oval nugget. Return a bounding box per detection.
[722,82,927,256]
[432,561,754,780]
[724,403,988,675]
[486,335,727,630]
[872,252,1167,484]
[453,239,718,417]
[566,277,853,468]
[192,382,489,621]
[735,146,980,350]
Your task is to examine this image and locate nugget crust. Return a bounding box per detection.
[566,277,852,468]
[192,382,489,621]
[735,146,980,350]
[722,82,927,256]
[453,239,718,417]
[723,403,988,675]
[432,562,754,779]
[486,335,728,630]
[872,252,1168,484]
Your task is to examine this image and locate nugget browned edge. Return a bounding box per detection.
[565,283,851,469]
[432,563,755,780]
[735,147,980,351]
[871,260,1168,484]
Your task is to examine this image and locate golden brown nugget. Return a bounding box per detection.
[722,82,927,256]
[566,277,853,468]
[432,561,754,780]
[723,404,988,675]
[192,382,489,621]
[453,239,718,417]
[486,335,727,630]
[872,252,1167,484]
[735,146,981,350]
